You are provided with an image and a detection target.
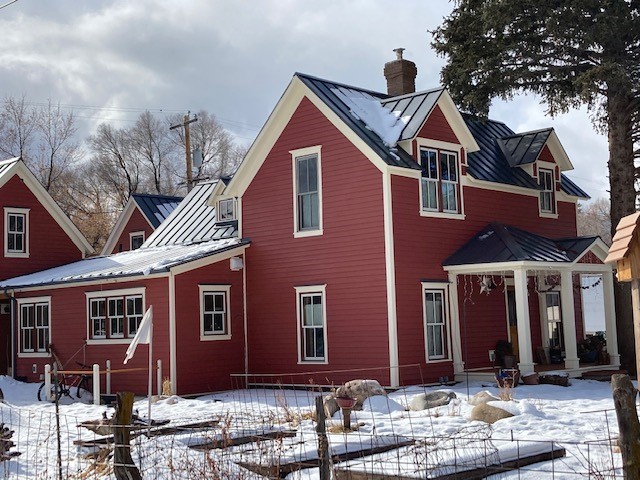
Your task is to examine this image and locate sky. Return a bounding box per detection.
[0,0,609,200]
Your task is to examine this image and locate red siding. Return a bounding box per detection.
[1,175,84,280]
[14,278,170,395]
[173,257,245,393]
[111,208,154,254]
[538,145,556,163]
[416,104,460,144]
[242,96,391,386]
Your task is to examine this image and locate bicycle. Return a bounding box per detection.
[38,362,93,401]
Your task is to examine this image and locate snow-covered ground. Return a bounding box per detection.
[0,375,631,479]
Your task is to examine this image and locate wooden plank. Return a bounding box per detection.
[333,446,566,480]
[189,430,297,451]
[239,439,415,479]
[146,419,219,437]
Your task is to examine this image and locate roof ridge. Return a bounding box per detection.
[380,87,444,103]
[294,72,388,98]
[132,193,184,200]
[500,127,553,139]
[491,223,528,260]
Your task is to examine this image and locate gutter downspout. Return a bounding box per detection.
[168,271,177,394]
[4,287,16,379]
[242,252,249,386]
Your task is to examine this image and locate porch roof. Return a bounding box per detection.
[443,223,601,267]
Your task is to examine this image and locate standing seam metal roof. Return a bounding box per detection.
[132,193,183,228]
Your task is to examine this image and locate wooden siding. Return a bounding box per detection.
[241,96,391,386]
[110,207,153,254]
[1,175,84,280]
[416,104,460,144]
[14,278,170,395]
[538,145,556,163]
[173,258,245,393]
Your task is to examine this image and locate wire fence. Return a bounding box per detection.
[0,380,627,479]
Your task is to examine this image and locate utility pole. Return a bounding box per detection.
[170,112,198,191]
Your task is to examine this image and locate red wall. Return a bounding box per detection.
[173,257,245,393]
[14,278,170,395]
[1,175,85,280]
[242,96,391,386]
[111,208,153,254]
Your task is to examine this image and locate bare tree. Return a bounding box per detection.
[0,95,38,160]
[577,198,612,245]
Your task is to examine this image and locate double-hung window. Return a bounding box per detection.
[217,198,236,221]
[87,289,145,342]
[292,146,322,237]
[18,297,50,355]
[199,285,231,340]
[539,168,556,214]
[422,283,451,362]
[4,207,29,257]
[419,148,459,214]
[296,285,327,363]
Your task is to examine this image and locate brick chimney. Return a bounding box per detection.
[383,48,417,97]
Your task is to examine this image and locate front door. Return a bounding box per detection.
[506,288,519,360]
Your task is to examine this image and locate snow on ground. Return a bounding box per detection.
[0,375,630,479]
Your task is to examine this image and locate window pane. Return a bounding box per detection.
[307,156,318,191]
[442,182,457,211]
[214,293,224,312]
[297,158,309,193]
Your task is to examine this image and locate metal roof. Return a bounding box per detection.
[0,157,20,179]
[498,129,552,167]
[143,181,237,248]
[0,238,248,289]
[132,193,183,228]
[296,73,421,170]
[380,88,443,141]
[443,223,599,266]
[463,116,589,199]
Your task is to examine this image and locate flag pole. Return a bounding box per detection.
[148,316,153,433]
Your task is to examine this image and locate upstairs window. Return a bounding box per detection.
[291,146,323,237]
[218,198,236,221]
[130,231,145,250]
[539,168,556,214]
[4,207,29,257]
[420,148,459,214]
[86,289,145,342]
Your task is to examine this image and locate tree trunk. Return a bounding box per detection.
[113,392,142,480]
[611,374,640,479]
[607,83,637,374]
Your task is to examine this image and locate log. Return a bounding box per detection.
[611,374,640,480]
[112,392,142,480]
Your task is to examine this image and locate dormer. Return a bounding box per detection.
[206,176,238,225]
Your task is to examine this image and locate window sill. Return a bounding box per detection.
[293,229,323,239]
[5,252,29,258]
[539,212,559,219]
[200,334,232,341]
[425,357,453,364]
[87,339,133,345]
[18,352,51,358]
[298,359,328,365]
[419,211,465,220]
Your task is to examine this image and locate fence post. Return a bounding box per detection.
[156,359,162,396]
[92,364,100,406]
[611,374,640,480]
[106,360,111,395]
[315,396,330,480]
[44,364,51,401]
[113,392,142,480]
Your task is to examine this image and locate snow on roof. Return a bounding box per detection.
[1,238,246,289]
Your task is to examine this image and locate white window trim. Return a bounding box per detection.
[4,207,30,258]
[291,146,323,238]
[129,231,145,250]
[86,287,145,345]
[295,284,328,364]
[421,282,453,363]
[537,163,558,218]
[217,197,236,222]
[416,140,465,221]
[17,296,51,358]
[199,284,232,341]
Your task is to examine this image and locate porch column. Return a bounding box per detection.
[602,270,621,366]
[513,268,534,374]
[560,269,580,369]
[447,273,464,374]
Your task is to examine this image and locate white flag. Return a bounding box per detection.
[124,305,153,364]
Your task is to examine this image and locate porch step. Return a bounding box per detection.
[580,369,627,382]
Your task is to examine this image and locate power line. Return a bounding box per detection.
[0,0,19,11]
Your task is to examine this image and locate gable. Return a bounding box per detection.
[416,104,460,144]
[537,145,556,164]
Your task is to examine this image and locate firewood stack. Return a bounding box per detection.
[0,423,21,461]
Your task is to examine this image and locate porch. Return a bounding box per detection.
[443,224,619,379]
[457,361,623,383]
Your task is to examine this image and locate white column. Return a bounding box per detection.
[513,268,535,374]
[602,271,620,366]
[448,273,465,374]
[560,269,580,369]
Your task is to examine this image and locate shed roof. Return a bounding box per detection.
[132,193,183,228]
[443,223,599,266]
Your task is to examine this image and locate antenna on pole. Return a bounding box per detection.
[170,112,198,191]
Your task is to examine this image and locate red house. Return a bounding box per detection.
[1,53,619,394]
[0,157,93,376]
[101,193,183,255]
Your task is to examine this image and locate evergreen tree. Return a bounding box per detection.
[433,0,640,372]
